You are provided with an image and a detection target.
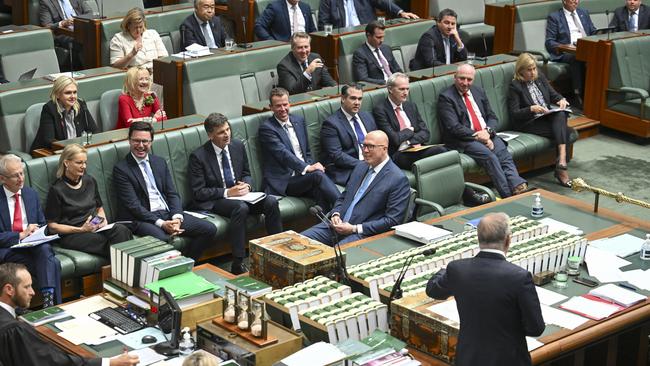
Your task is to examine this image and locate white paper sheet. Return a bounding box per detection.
[589,283,646,307]
[59,295,117,318]
[537,218,582,235]
[121,347,167,366]
[589,234,644,258]
[279,342,346,366]
[620,269,650,291]
[540,304,588,330]
[526,337,544,351]
[56,317,117,345]
[559,296,621,320]
[536,286,568,306]
[585,246,629,282]
[427,299,460,323]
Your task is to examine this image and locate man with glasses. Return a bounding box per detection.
[0,155,61,307]
[113,122,217,261]
[302,130,410,246]
[181,0,230,49]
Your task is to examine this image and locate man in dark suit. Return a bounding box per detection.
[426,212,545,366]
[0,154,60,307]
[545,0,597,105]
[410,8,467,71]
[181,0,229,49]
[255,0,317,41]
[189,113,282,274]
[0,263,139,366]
[259,87,340,211]
[302,130,409,246]
[38,0,91,69]
[610,0,650,31]
[277,32,336,95]
[352,21,402,85]
[321,84,377,185]
[317,0,418,30]
[113,122,217,261]
[438,64,528,198]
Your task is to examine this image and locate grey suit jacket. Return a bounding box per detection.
[39,0,92,28]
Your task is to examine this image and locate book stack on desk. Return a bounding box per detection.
[144,271,218,309]
[507,230,587,275]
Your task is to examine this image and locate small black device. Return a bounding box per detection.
[573,277,598,287]
[141,335,157,344]
[89,307,144,334]
[154,287,181,356]
[89,215,105,226]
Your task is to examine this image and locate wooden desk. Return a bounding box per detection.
[484,2,518,55]
[406,53,518,81]
[152,40,286,118]
[341,189,650,366]
[226,0,255,44]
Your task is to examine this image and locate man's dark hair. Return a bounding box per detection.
[438,8,458,22]
[269,87,289,102]
[204,113,230,134]
[341,83,364,97]
[128,121,154,140]
[365,20,386,36]
[0,263,27,295]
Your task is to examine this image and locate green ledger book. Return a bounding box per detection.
[151,256,194,282]
[226,276,272,297]
[19,306,68,326]
[126,243,174,287]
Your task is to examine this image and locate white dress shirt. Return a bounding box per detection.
[563,8,586,45]
[457,89,487,131]
[212,143,235,197]
[341,108,368,159]
[479,248,507,258]
[132,154,182,227]
[3,186,27,231]
[110,29,169,69]
[286,0,306,34]
[276,117,305,163]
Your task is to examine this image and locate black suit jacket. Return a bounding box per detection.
[38,0,91,28]
[426,251,545,366]
[437,85,499,150]
[31,100,99,151]
[181,13,228,48]
[113,153,183,223]
[254,0,317,41]
[0,307,100,366]
[507,73,565,125]
[372,98,430,157]
[0,187,46,248]
[410,26,467,71]
[189,139,254,210]
[277,51,336,94]
[318,0,402,29]
[352,43,402,85]
[610,4,650,31]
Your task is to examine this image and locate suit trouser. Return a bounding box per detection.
[302,222,363,246]
[458,138,526,198]
[58,224,132,260]
[519,112,572,146]
[0,244,62,304]
[392,146,448,169]
[132,211,217,261]
[557,53,585,95]
[285,171,340,211]
[209,196,283,258]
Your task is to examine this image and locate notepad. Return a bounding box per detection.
[588,283,646,308]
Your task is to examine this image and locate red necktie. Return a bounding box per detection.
[463,93,483,131]
[394,106,407,130]
[12,192,22,232]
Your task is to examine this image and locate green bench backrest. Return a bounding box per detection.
[0,29,60,81]
[608,36,650,104]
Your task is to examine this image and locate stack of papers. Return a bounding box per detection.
[278,342,346,366]
[393,221,452,245]
[173,43,211,58]
[427,299,460,323]
[11,226,59,248]
[620,269,650,291]
[559,296,623,320]
[540,304,588,330]
[588,284,646,308]
[584,246,630,283]
[589,234,644,257]
[227,191,267,204]
[535,286,567,306]
[538,218,582,235]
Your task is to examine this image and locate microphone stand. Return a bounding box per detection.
[310,206,349,284]
[68,42,74,76]
[238,16,252,49]
[389,248,437,303]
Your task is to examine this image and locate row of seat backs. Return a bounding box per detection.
[23,0,143,26]
[336,19,435,83]
[99,6,193,66]
[182,43,291,119]
[0,29,60,82]
[0,69,126,153]
[607,35,650,118]
[429,0,501,43]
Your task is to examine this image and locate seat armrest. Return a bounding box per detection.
[608,87,649,100]
[414,198,445,221]
[464,182,496,202]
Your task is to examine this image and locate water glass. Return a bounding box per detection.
[324,24,333,36]
[225,38,235,50]
[467,52,476,65]
[377,16,386,26]
[567,256,581,276]
[553,270,568,289]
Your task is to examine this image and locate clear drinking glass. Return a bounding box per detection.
[225,38,235,50]
[324,24,333,35]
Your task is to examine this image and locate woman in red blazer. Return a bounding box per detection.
[116,66,166,129]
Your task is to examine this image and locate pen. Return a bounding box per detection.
[618,283,637,292]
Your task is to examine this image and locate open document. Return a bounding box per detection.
[533,106,572,120]
[11,226,59,248]
[227,191,267,204]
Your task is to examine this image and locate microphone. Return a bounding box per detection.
[481,32,488,64]
[333,57,340,95]
[238,16,252,49]
[309,205,349,284]
[100,0,104,19]
[270,70,276,88]
[389,247,437,302]
[78,98,91,145]
[179,23,186,58]
[150,91,166,130]
[605,10,611,39]
[68,42,74,76]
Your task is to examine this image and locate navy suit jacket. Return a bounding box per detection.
[320,109,377,185]
[410,26,467,71]
[181,14,228,48]
[507,73,565,125]
[427,251,545,366]
[258,114,314,195]
[610,4,650,31]
[254,0,316,41]
[372,98,431,157]
[318,0,402,29]
[277,51,336,94]
[113,153,183,223]
[545,8,597,61]
[332,159,409,235]
[352,43,402,85]
[189,139,254,211]
[0,187,46,248]
[437,85,499,150]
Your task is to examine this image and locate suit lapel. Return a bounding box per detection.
[291,117,309,155]
[559,10,570,36]
[338,109,357,143]
[281,2,291,33]
[274,118,295,152]
[52,0,66,20]
[204,142,224,187]
[357,162,388,202]
[230,142,243,181]
[0,189,10,231]
[384,98,400,131]
[192,16,207,45]
[127,154,148,196]
[365,44,382,70]
[521,81,536,106]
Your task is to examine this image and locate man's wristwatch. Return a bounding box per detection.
[485,127,496,138]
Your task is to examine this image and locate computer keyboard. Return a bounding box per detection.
[90,307,144,334]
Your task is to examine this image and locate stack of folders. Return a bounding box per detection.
[299,292,388,345]
[340,330,419,366]
[589,284,646,307]
[19,306,68,326]
[144,271,218,309]
[559,283,645,321]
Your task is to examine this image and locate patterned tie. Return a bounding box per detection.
[351,115,365,147]
[221,149,236,188]
[629,12,637,31]
[12,192,22,232]
[140,160,169,211]
[394,106,407,130]
[375,48,393,78]
[343,168,375,222]
[463,93,483,131]
[443,37,451,64]
[59,0,76,20]
[291,5,299,34]
[571,12,586,38]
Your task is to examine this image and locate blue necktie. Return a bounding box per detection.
[59,0,76,20]
[140,160,169,211]
[221,149,235,188]
[351,116,365,147]
[343,168,375,222]
[629,12,636,31]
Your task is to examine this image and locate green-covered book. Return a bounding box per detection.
[19,306,68,326]
[126,243,174,287]
[145,271,218,308]
[109,236,160,281]
[226,276,272,297]
[151,256,194,282]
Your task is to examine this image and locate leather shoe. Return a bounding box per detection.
[512,182,529,195]
[464,191,491,207]
[230,262,249,275]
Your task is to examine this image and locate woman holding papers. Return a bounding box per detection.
[116,66,167,129]
[109,7,168,70]
[45,144,132,259]
[507,53,574,188]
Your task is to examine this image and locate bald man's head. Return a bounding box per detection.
[477,212,511,252]
[362,130,389,167]
[454,64,476,95]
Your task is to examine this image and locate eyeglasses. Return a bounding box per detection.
[1,172,24,180]
[361,143,386,151]
[130,138,152,145]
[200,4,215,9]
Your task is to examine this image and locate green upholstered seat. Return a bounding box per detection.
[607,36,650,120]
[99,89,122,132]
[0,29,60,82]
[428,0,495,56]
[22,102,45,151]
[102,0,144,18]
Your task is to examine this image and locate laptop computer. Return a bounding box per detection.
[18,67,37,81]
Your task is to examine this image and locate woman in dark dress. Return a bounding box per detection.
[45,144,132,259]
[507,53,574,187]
[30,76,99,151]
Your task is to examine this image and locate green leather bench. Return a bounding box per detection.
[429,0,497,56]
[0,28,60,82]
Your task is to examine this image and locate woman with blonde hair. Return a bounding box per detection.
[181,350,219,366]
[507,53,574,187]
[31,76,98,151]
[116,66,167,129]
[45,144,132,259]
[109,7,168,70]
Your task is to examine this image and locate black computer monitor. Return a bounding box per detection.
[154,287,181,356]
